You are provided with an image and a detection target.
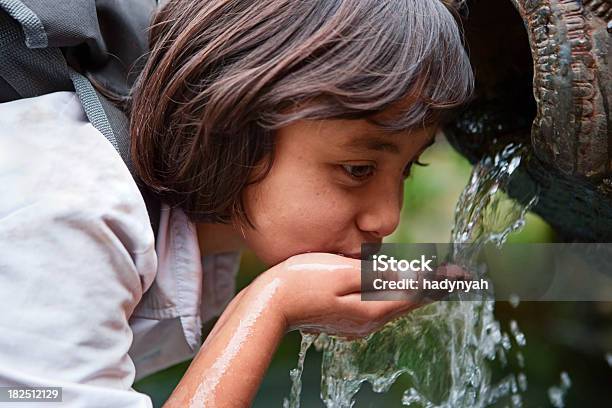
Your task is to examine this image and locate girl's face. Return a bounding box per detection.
[239,119,435,267]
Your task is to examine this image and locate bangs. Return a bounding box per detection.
[258,0,475,132]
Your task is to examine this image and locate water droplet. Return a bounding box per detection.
[511,393,523,407]
[548,371,571,408]
[509,293,520,308]
[518,372,528,391]
[502,332,512,350]
[509,320,527,347]
[517,351,525,368]
[560,371,571,388]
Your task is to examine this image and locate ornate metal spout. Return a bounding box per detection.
[446,0,612,241]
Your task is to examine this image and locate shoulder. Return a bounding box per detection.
[0,91,155,257]
[0,92,159,400]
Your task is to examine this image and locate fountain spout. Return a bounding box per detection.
[445,0,612,241]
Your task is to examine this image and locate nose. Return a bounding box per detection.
[355,180,403,238]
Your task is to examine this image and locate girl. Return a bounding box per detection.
[0,0,473,406]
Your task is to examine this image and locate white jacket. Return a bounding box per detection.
[0,91,242,407]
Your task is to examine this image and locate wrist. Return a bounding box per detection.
[242,273,290,335]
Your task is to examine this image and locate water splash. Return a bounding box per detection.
[285,143,539,407]
[283,333,316,408]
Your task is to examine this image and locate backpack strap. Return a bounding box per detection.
[0,0,161,236]
[70,68,162,234]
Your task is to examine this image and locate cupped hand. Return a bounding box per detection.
[248,252,424,338]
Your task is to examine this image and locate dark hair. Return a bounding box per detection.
[130,0,474,229]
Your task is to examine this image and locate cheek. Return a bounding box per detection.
[241,178,356,264]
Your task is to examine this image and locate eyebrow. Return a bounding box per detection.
[343,134,436,156]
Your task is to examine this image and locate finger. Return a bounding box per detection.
[333,261,364,295]
[434,263,472,280]
[285,253,362,294]
[339,292,420,320]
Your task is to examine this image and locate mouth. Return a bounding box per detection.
[334,242,382,259]
[337,252,362,260]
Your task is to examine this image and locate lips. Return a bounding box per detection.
[339,253,362,259]
[335,242,382,259]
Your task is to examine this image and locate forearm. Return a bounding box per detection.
[163,277,286,408]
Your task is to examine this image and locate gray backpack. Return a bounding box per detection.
[0,0,161,234]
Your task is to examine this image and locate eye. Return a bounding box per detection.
[341,164,376,181]
[402,159,430,179]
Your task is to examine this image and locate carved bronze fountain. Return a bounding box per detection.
[446,0,612,241]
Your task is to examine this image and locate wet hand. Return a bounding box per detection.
[248,253,425,338]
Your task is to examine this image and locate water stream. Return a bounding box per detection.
[284,143,549,408]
